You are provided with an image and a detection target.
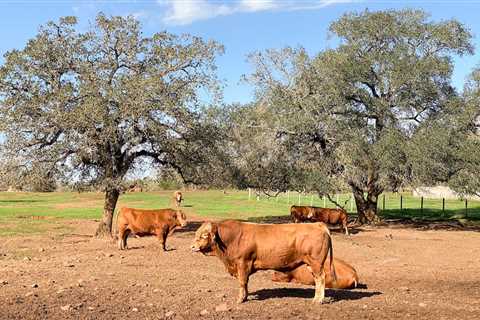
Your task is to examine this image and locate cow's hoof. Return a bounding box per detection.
[312,297,332,304]
[312,297,324,304]
[236,296,247,304]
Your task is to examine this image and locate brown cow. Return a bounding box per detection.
[191,220,335,304]
[290,205,311,223]
[116,208,187,251]
[173,191,183,208]
[272,257,359,289]
[291,205,349,235]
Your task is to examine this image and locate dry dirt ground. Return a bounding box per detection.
[1,218,479,320]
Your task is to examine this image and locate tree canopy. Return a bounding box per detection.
[0,14,224,236]
[238,9,474,222]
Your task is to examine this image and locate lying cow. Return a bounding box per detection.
[173,191,183,208]
[191,220,335,304]
[116,207,187,251]
[291,205,349,235]
[272,257,359,289]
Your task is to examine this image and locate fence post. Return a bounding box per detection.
[442,198,445,214]
[248,188,251,201]
[287,191,290,204]
[323,196,326,208]
[383,195,385,211]
[298,192,301,205]
[400,195,403,210]
[336,194,339,208]
[465,199,468,217]
[310,194,313,206]
[421,197,424,214]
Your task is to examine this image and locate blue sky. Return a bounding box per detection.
[0,0,479,104]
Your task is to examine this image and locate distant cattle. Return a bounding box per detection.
[116,208,187,251]
[173,191,183,208]
[272,257,359,289]
[127,185,143,193]
[290,205,349,235]
[191,220,335,304]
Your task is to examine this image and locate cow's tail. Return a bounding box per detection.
[327,229,337,284]
[290,205,297,222]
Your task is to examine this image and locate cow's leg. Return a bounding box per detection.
[157,225,169,251]
[343,219,349,236]
[313,268,326,303]
[118,225,126,250]
[120,228,130,250]
[305,259,326,303]
[236,261,252,303]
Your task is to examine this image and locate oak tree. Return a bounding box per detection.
[0,14,223,236]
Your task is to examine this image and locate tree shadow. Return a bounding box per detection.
[124,245,146,250]
[0,200,43,203]
[250,287,381,302]
[246,215,372,235]
[247,215,292,224]
[378,217,480,232]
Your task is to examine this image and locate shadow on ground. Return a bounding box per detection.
[250,287,381,302]
[246,215,370,235]
[246,214,480,232]
[379,218,480,232]
[0,200,43,203]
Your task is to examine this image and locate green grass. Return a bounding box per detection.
[0,190,479,236]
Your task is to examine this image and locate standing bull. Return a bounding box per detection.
[291,205,349,235]
[191,220,335,304]
[116,208,187,251]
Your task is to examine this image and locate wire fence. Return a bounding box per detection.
[247,189,480,220]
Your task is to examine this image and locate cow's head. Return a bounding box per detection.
[191,222,218,254]
[174,210,187,227]
[306,209,314,219]
[175,192,182,202]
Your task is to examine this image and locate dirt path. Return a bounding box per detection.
[1,219,479,319]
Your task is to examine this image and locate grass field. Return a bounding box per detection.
[0,190,479,236]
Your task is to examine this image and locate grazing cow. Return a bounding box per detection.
[291,205,349,235]
[290,205,312,223]
[191,220,335,304]
[272,257,359,289]
[116,208,187,251]
[173,191,183,208]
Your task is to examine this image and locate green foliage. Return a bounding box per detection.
[237,9,474,221]
[0,14,224,191]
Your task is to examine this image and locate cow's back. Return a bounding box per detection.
[118,207,173,231]
[218,220,330,269]
[313,208,346,224]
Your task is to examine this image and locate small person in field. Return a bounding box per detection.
[173,191,183,207]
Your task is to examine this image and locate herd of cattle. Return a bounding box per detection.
[114,191,358,304]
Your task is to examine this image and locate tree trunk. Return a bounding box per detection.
[349,165,383,225]
[352,188,381,224]
[95,187,120,238]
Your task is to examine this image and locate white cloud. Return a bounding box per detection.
[158,0,356,26]
[239,0,279,12]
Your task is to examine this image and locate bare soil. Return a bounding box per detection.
[1,218,479,320]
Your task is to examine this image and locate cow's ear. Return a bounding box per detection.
[210,223,218,240]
